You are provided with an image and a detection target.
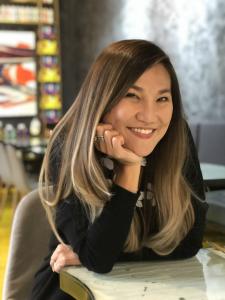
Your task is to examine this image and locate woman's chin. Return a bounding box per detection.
[128,146,155,158]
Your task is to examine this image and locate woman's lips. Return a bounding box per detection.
[128,127,156,139]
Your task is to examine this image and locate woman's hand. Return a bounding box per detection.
[95,123,142,166]
[95,123,143,192]
[50,244,81,273]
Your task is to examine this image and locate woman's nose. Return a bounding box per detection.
[136,101,158,123]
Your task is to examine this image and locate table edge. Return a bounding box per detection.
[60,269,95,300]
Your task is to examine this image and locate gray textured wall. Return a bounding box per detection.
[60,0,225,121]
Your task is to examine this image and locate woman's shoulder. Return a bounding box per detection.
[55,192,89,226]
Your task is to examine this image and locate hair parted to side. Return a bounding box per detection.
[39,39,196,255]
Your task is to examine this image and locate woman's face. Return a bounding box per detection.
[103,63,173,157]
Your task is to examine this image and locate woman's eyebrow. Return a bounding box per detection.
[129,85,143,92]
[158,88,171,95]
[130,86,171,95]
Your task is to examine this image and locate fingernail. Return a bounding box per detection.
[112,137,116,143]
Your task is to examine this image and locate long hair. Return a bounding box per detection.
[39,39,195,255]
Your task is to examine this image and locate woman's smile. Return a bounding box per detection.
[127,127,156,139]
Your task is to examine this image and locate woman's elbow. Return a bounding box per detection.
[87,263,113,274]
[182,245,202,259]
[80,255,114,274]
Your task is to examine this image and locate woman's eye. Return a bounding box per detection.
[126,93,139,99]
[157,96,169,102]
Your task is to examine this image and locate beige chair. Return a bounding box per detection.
[0,142,16,219]
[5,144,30,196]
[0,143,38,218]
[2,189,51,300]
[5,144,32,213]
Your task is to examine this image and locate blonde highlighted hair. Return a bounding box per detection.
[39,39,196,255]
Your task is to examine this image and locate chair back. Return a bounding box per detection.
[2,189,51,300]
[0,143,13,186]
[5,144,30,194]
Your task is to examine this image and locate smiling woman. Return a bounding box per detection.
[30,40,208,300]
[102,64,173,158]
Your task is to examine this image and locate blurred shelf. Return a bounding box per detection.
[2,0,53,5]
[0,20,53,25]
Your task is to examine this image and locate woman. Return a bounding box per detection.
[31,39,208,299]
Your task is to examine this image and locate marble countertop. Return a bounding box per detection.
[61,249,225,300]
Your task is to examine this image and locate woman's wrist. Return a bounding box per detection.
[113,163,142,193]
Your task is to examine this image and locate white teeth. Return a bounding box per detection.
[131,128,154,134]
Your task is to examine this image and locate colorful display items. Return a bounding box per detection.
[37,39,58,55]
[38,66,60,83]
[0,29,37,118]
[40,83,60,95]
[40,94,61,110]
[38,25,56,40]
[40,56,58,68]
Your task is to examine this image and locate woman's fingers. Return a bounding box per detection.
[51,254,81,273]
[95,123,112,152]
[50,243,63,266]
[95,123,118,154]
[95,123,112,141]
[50,244,81,273]
[95,123,142,165]
[103,130,121,154]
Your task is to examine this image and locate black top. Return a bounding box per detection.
[30,127,208,300]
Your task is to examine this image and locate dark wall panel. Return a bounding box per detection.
[59,0,123,112]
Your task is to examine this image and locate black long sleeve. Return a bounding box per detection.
[31,184,139,300]
[56,184,138,273]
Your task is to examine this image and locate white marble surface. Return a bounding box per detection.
[63,249,225,300]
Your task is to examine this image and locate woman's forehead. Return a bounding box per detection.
[131,64,171,91]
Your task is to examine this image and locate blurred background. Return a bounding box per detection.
[1,0,225,126]
[59,0,225,120]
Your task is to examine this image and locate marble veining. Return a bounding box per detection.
[64,249,225,300]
